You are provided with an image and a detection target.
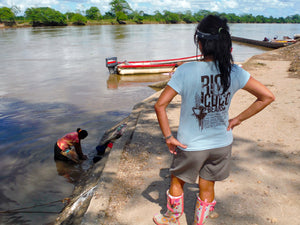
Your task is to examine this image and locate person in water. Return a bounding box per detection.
[153,15,275,225]
[54,128,88,163]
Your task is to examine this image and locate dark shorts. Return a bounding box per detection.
[54,143,70,161]
[170,144,232,183]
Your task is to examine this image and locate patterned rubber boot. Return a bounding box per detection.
[193,196,216,225]
[153,190,184,225]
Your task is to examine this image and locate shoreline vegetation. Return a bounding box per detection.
[0,19,168,29]
[1,19,300,30]
[1,1,300,29]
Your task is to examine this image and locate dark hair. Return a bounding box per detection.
[194,15,233,93]
[77,128,88,139]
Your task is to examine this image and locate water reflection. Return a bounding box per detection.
[107,74,119,89]
[112,25,128,40]
[106,74,170,89]
[55,160,84,184]
[30,26,67,36]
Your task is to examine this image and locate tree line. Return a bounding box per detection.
[1,0,300,27]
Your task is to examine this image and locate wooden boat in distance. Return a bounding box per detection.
[232,36,296,49]
[106,55,202,75]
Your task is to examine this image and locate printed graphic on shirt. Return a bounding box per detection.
[192,74,231,130]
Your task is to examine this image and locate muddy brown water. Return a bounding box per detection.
[0,23,299,224]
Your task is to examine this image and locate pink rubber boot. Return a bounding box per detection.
[153,190,184,225]
[193,196,216,225]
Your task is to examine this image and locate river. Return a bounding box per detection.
[0,23,299,224]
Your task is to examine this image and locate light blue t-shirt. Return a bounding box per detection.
[168,61,250,151]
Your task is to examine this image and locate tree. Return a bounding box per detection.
[116,11,128,23]
[71,13,87,25]
[103,12,114,19]
[25,7,67,26]
[276,17,285,23]
[193,11,205,22]
[143,13,154,22]
[110,0,132,14]
[287,14,300,23]
[225,13,240,23]
[255,15,266,23]
[240,14,256,23]
[0,7,15,24]
[86,6,102,20]
[182,10,196,23]
[65,12,75,21]
[163,10,180,24]
[153,10,164,23]
[132,10,144,24]
[109,0,132,23]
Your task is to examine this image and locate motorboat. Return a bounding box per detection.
[105,55,202,75]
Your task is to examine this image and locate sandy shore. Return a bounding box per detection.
[55,42,300,225]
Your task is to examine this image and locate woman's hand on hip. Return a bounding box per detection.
[227,117,242,130]
[166,137,187,155]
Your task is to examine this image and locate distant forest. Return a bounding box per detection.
[1,0,300,27]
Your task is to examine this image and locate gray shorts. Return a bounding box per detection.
[170,144,232,183]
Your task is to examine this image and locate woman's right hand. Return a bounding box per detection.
[166,136,187,155]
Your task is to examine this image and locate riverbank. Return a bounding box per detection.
[55,42,300,225]
[0,20,166,29]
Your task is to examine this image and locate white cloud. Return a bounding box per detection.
[3,0,59,6]
[75,3,85,11]
[0,0,299,17]
[1,0,59,12]
[130,0,192,13]
[88,0,102,3]
[222,0,238,9]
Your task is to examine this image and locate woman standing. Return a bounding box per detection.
[153,15,275,225]
[54,128,88,163]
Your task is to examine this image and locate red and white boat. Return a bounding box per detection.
[106,55,202,75]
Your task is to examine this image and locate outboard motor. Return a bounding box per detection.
[106,57,118,74]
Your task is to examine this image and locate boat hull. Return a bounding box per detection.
[232,36,296,49]
[106,55,202,75]
[118,67,175,75]
[117,63,177,75]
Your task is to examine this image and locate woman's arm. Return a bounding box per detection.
[227,76,275,130]
[155,86,187,154]
[74,141,88,160]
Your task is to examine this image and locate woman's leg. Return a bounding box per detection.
[194,177,216,225]
[198,177,215,202]
[54,143,78,163]
[169,175,185,196]
[153,175,185,224]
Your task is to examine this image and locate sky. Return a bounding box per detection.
[0,0,299,18]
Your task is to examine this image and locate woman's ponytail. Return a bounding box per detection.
[194,15,233,93]
[215,25,233,93]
